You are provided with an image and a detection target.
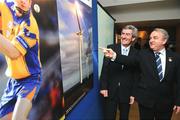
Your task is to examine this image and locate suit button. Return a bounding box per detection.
[118,82,120,86]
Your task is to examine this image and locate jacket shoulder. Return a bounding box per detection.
[107,43,120,49]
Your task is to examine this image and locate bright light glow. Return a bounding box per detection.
[33,4,40,13]
[75,1,82,17]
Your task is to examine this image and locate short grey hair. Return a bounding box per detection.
[153,28,169,41]
[123,25,138,39]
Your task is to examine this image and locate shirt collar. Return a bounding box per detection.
[121,44,130,51]
[154,48,166,55]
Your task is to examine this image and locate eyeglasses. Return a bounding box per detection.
[15,6,28,15]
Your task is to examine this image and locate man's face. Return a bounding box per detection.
[120,29,135,47]
[14,0,31,17]
[149,31,167,52]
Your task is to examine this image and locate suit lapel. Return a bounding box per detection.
[129,46,134,56]
[114,44,121,55]
[164,50,171,79]
[147,50,160,81]
[148,49,172,81]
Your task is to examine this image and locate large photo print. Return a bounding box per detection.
[0,0,93,119]
[57,0,93,114]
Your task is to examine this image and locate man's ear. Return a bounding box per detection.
[163,39,167,45]
[132,37,136,42]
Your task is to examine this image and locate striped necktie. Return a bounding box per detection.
[155,52,163,82]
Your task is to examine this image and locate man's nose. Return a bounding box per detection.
[149,39,154,42]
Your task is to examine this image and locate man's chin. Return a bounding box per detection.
[150,47,156,51]
[15,11,23,17]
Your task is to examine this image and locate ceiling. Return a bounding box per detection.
[98,0,180,28]
[116,19,180,29]
[98,0,179,8]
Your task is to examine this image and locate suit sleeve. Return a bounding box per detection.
[175,54,180,106]
[131,63,141,97]
[129,49,140,97]
[100,45,112,90]
[114,49,140,97]
[100,56,110,90]
[115,49,139,67]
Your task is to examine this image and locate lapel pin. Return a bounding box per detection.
[168,57,172,62]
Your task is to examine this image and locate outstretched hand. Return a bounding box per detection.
[99,47,115,59]
[100,90,108,97]
[129,96,135,104]
[173,105,180,114]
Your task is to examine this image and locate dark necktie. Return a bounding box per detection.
[155,52,163,82]
[121,48,128,69]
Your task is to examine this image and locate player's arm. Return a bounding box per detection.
[0,34,21,59]
[10,23,38,59]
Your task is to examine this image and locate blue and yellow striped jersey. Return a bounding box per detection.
[0,0,41,79]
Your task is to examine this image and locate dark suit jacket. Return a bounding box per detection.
[100,43,139,103]
[115,48,180,108]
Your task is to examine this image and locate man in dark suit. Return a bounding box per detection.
[102,28,180,119]
[100,25,139,120]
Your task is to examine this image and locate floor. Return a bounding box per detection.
[116,102,180,120]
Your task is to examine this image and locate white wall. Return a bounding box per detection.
[97,4,115,77]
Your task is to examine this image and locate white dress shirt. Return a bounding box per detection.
[154,48,166,77]
[121,45,130,56]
